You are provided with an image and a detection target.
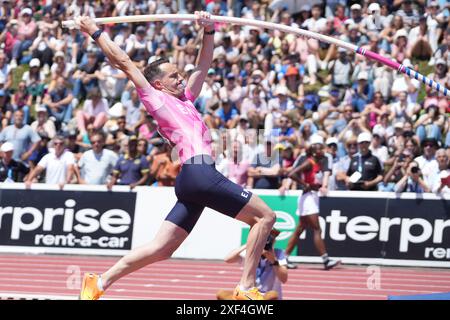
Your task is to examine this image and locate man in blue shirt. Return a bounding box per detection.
[107,135,149,190]
[215,98,239,129]
[351,71,374,113]
[0,109,41,164]
[43,76,74,127]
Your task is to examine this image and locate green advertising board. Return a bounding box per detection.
[241,194,299,254]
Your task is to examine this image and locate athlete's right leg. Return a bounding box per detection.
[235,194,276,292]
[100,220,189,290]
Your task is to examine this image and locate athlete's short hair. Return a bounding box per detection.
[144,58,170,83]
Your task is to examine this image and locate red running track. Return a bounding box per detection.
[0,253,449,300]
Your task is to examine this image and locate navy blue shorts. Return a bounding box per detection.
[165,154,253,233]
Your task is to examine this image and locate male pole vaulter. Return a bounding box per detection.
[76,12,276,300]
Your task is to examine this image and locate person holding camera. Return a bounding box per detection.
[381,149,415,192]
[394,161,431,193]
[216,229,287,300]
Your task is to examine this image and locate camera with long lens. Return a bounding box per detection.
[411,166,420,174]
[264,234,275,250]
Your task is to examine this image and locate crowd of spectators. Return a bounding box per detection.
[0,0,449,195]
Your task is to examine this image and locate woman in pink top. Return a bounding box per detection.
[11,8,37,65]
[75,88,108,135]
[77,13,276,301]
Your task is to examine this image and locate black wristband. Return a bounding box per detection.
[270,260,280,266]
[91,29,103,41]
[204,29,215,35]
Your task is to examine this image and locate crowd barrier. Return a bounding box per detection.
[0,184,448,267]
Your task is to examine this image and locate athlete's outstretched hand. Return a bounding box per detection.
[75,16,99,36]
[195,11,214,33]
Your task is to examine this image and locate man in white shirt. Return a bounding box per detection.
[302,4,327,33]
[25,135,75,188]
[429,148,450,195]
[414,138,440,189]
[370,133,388,167]
[76,131,118,185]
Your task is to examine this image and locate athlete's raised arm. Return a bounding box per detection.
[76,16,150,90]
[187,11,215,98]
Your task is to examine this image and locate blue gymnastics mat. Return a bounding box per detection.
[388,292,450,300]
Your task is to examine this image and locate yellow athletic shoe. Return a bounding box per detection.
[232,285,265,300]
[79,273,104,300]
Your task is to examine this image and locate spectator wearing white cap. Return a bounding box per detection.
[391,29,410,63]
[0,141,29,182]
[49,51,75,91]
[345,132,383,191]
[361,3,383,34]
[425,58,450,98]
[11,7,37,67]
[31,104,56,140]
[22,58,46,104]
[346,3,364,27]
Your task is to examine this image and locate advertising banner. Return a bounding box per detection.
[241,192,450,267]
[0,189,136,251]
